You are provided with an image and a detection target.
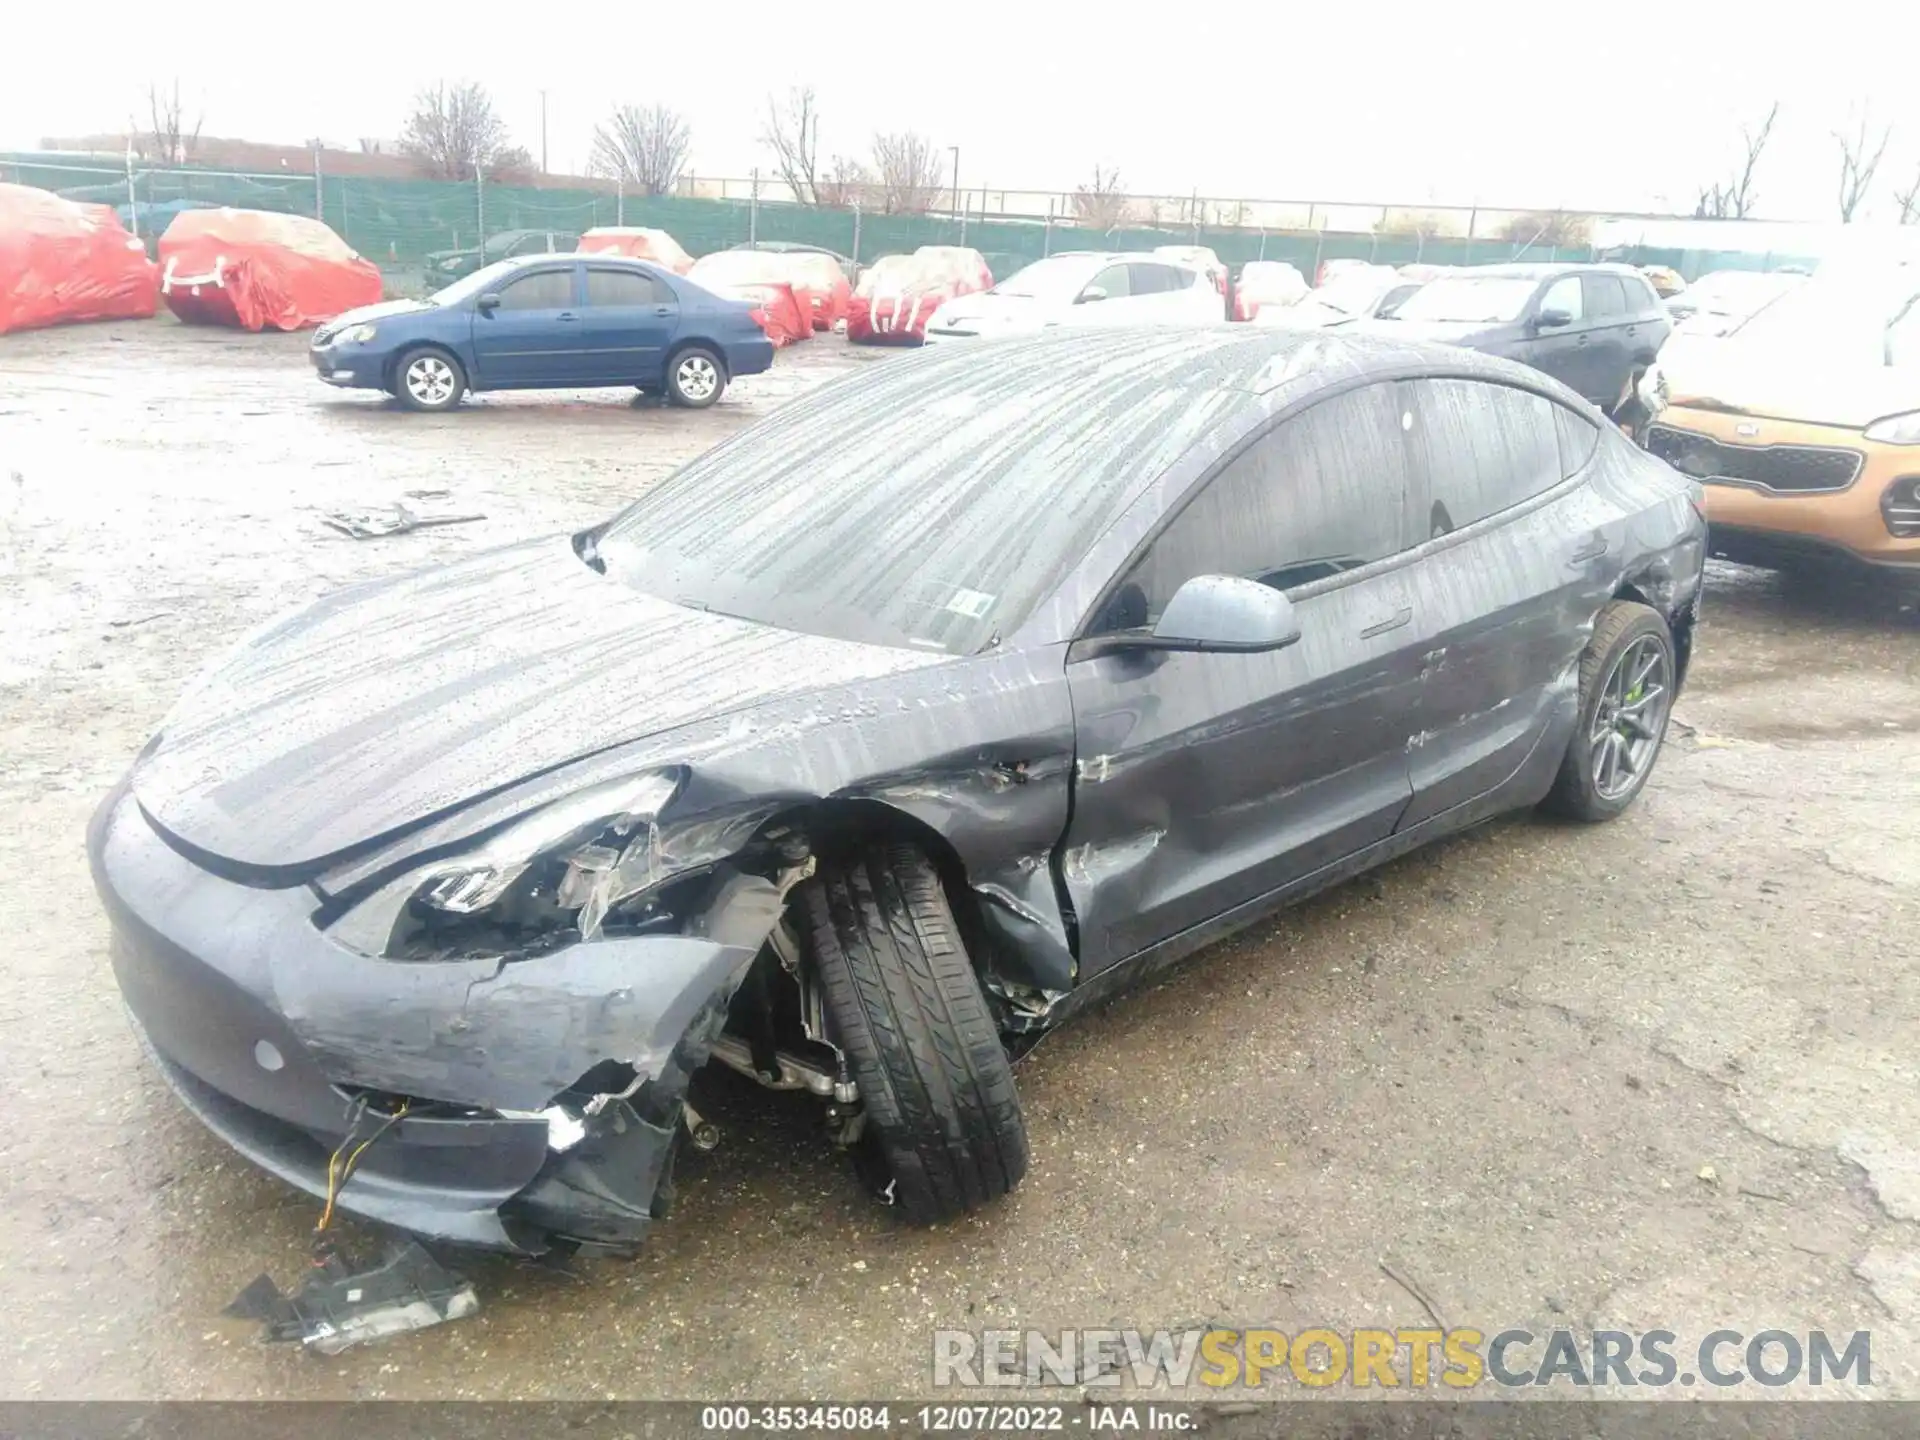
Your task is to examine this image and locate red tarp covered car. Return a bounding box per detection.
[159,209,383,331]
[845,246,992,344]
[577,227,695,274]
[689,250,848,332]
[687,253,815,346]
[0,183,159,335]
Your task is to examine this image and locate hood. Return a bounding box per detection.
[131,536,947,871]
[320,298,433,331]
[933,292,1045,333]
[1656,333,1919,427]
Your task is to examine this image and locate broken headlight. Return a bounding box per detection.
[331,770,690,959]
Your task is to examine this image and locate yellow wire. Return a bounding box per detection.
[315,1102,409,1236]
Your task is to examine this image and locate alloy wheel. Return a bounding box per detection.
[1589,634,1671,801]
[676,355,718,402]
[405,356,455,407]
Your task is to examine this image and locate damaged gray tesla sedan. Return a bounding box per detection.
[91,327,1705,1258]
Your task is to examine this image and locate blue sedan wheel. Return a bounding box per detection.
[666,347,726,409]
[395,348,467,413]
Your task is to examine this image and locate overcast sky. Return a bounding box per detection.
[6,0,1919,223]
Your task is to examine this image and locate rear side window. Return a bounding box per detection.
[1627,276,1662,312]
[1410,379,1564,536]
[1583,274,1628,319]
[496,268,574,310]
[1126,263,1171,295]
[586,268,669,306]
[1554,405,1600,474]
[1095,382,1414,631]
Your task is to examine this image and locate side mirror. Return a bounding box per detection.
[476,293,502,313]
[1535,306,1573,329]
[1076,287,1108,304]
[1149,575,1302,653]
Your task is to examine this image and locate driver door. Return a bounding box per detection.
[1060,381,1428,976]
[469,263,585,387]
[1072,262,1134,325]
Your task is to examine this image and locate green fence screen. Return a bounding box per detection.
[2,153,1817,290]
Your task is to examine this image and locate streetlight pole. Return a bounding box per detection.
[948,145,960,237]
[540,90,549,173]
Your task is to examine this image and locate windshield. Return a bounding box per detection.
[1311,271,1395,317]
[991,256,1098,300]
[429,260,525,306]
[1391,276,1539,324]
[1728,270,1920,366]
[592,339,1250,653]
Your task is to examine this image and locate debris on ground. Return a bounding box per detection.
[224,1239,478,1355]
[320,500,484,540]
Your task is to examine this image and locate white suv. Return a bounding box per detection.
[923,252,1220,342]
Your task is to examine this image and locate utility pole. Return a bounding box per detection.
[948,145,960,235]
[540,90,549,173]
[312,141,323,222]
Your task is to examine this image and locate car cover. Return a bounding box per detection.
[1233,260,1308,321]
[690,250,848,331]
[158,209,383,331]
[846,246,992,344]
[577,227,694,274]
[0,183,159,335]
[697,278,809,347]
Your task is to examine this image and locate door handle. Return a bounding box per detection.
[1568,538,1609,565]
[556,311,580,322]
[1359,606,1413,639]
[1576,334,1590,346]
[653,306,673,316]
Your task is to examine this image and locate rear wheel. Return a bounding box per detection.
[393,347,466,412]
[1543,601,1675,822]
[800,841,1028,1223]
[665,346,726,408]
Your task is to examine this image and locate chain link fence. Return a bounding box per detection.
[3,153,1813,291]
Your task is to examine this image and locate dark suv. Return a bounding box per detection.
[1365,263,1671,415]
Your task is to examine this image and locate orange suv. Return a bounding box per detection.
[1641,266,1920,576]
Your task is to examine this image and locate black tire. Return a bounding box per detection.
[664,345,727,408]
[391,346,466,412]
[1542,600,1676,822]
[801,841,1028,1223]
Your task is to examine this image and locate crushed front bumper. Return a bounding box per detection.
[88,777,755,1255]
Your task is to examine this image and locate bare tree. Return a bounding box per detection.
[136,80,202,164]
[1835,109,1893,222]
[871,131,942,215]
[399,81,520,181]
[761,88,821,204]
[1896,166,1920,226]
[1693,102,1778,219]
[1500,211,1594,249]
[590,104,692,196]
[1073,165,1131,230]
[816,155,875,210]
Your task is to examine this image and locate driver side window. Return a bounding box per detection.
[1082,264,1131,301]
[1538,275,1583,321]
[1092,383,1416,633]
[497,268,575,310]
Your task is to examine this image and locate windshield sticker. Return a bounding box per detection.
[944,588,996,619]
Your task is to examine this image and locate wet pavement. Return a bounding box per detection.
[1,318,1917,1400]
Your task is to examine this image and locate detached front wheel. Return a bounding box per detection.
[801,841,1029,1223]
[1544,601,1676,822]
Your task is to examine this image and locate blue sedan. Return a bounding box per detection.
[309,255,776,411]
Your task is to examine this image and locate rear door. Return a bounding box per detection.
[580,265,679,383]
[1580,273,1632,407]
[1061,381,1428,975]
[1397,377,1615,828]
[468,263,585,387]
